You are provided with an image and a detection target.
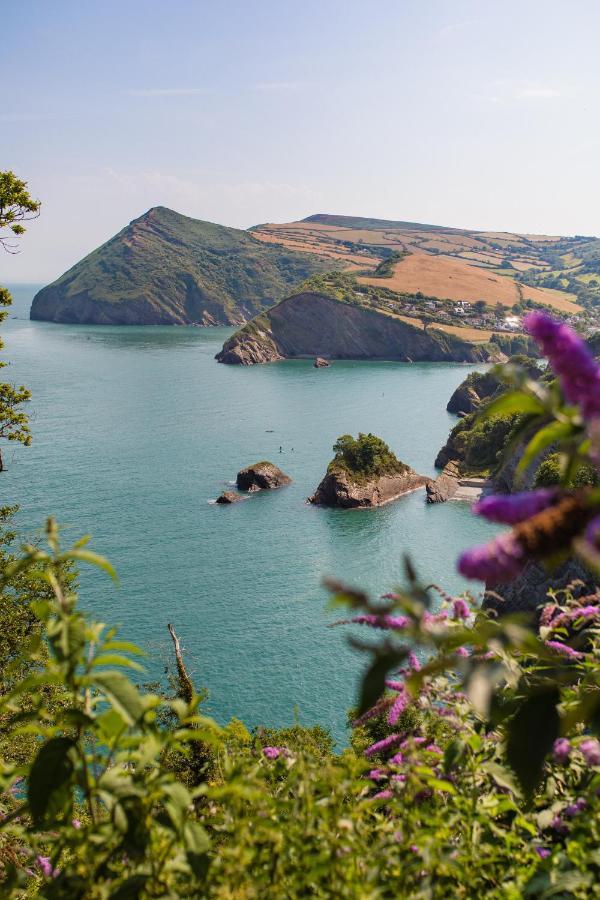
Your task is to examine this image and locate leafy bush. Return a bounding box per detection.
[535,452,599,488]
[329,433,409,480]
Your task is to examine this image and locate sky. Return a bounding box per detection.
[3,0,600,283]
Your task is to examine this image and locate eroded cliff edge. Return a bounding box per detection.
[215,292,495,365]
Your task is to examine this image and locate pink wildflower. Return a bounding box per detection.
[552,738,571,764]
[350,614,409,630]
[453,598,471,620]
[263,746,286,760]
[388,689,409,726]
[580,738,600,766]
[37,856,59,878]
[365,733,403,758]
[545,640,583,659]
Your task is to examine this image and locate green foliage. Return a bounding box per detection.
[330,432,409,480]
[535,452,599,488]
[441,412,518,472]
[32,207,338,324]
[254,723,335,758]
[0,171,40,254]
[0,520,219,895]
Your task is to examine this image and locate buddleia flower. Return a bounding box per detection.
[524,311,600,419]
[472,489,559,525]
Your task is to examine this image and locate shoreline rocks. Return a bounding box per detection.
[426,461,460,503]
[309,467,430,509]
[236,461,292,492]
[216,491,244,504]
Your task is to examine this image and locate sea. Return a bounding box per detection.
[1,284,499,743]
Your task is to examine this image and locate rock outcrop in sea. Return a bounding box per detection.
[236,461,292,492]
[313,357,330,368]
[426,461,461,503]
[216,491,244,504]
[309,467,430,509]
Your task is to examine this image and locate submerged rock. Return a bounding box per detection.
[216,491,244,504]
[309,467,430,509]
[236,461,292,492]
[314,357,330,368]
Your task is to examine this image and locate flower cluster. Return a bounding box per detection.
[523,311,600,419]
[456,313,600,587]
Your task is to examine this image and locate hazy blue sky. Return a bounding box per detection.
[3,0,600,282]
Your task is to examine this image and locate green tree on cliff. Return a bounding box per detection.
[0,171,39,470]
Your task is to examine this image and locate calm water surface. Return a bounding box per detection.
[3,285,498,741]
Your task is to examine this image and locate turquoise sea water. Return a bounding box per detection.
[2,285,498,742]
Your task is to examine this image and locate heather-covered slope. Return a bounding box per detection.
[30,207,336,325]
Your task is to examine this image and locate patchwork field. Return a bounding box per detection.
[249,214,592,341]
[359,253,518,305]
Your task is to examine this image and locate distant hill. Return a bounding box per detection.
[31,206,600,332]
[30,207,337,325]
[215,274,515,366]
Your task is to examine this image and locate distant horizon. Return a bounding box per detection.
[4,203,600,289]
[4,0,600,281]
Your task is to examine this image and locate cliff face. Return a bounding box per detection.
[309,467,430,508]
[216,292,492,365]
[30,207,335,326]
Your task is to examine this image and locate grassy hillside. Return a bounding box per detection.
[252,214,596,334]
[30,207,338,325]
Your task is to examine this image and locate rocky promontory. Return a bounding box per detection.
[216,291,497,366]
[236,461,291,492]
[310,468,429,508]
[30,207,333,326]
[309,433,429,509]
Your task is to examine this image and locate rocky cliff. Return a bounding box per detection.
[30,207,335,326]
[216,292,495,365]
[309,467,430,508]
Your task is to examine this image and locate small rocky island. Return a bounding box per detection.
[309,433,429,508]
[236,461,292,492]
[216,490,244,504]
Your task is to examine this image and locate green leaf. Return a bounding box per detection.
[444,739,467,773]
[516,420,574,476]
[64,549,118,582]
[356,648,407,716]
[93,671,145,726]
[27,736,77,825]
[481,761,522,796]
[162,781,192,832]
[506,689,560,799]
[91,653,144,672]
[184,821,210,878]
[480,390,545,421]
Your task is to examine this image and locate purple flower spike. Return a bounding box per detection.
[457,532,525,585]
[535,847,551,859]
[452,598,471,620]
[552,738,571,764]
[350,614,409,631]
[545,640,583,659]
[365,733,403,758]
[580,738,600,766]
[37,856,59,879]
[388,689,409,726]
[263,746,286,760]
[473,490,558,525]
[524,312,600,418]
